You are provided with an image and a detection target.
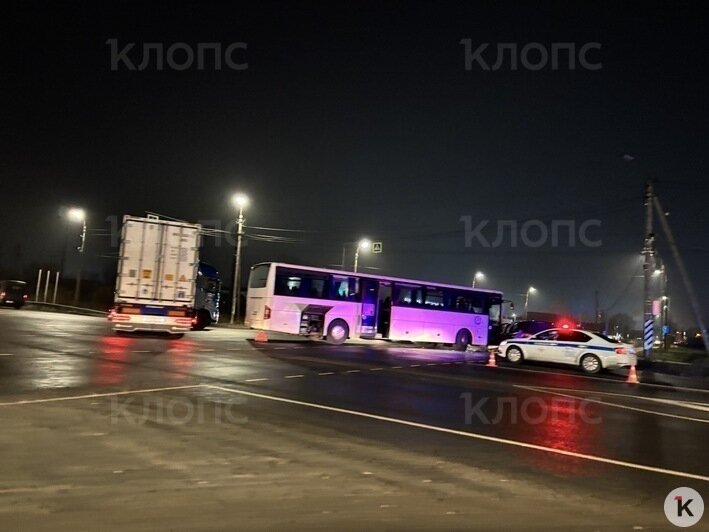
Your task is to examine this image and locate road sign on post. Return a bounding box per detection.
[372,242,383,253]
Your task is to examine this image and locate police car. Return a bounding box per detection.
[498,328,637,374]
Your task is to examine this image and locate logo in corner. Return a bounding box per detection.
[664,487,704,527]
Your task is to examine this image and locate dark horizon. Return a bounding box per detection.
[3,1,709,329]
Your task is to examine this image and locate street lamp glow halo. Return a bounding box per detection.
[232,193,250,209]
[475,271,485,280]
[528,286,537,294]
[68,208,86,222]
[358,238,372,251]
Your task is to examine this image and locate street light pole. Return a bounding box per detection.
[656,264,669,348]
[642,181,655,358]
[68,208,87,306]
[230,194,249,325]
[524,286,536,320]
[353,247,361,273]
[353,238,371,273]
[472,271,484,289]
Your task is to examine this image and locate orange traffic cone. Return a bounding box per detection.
[626,365,639,384]
[254,330,269,342]
[486,349,497,367]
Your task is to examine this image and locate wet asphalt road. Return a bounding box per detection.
[0,309,707,531]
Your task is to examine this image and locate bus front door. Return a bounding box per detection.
[359,279,379,339]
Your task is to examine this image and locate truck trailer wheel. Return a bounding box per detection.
[192,309,211,331]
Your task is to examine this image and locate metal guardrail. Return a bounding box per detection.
[25,301,108,317]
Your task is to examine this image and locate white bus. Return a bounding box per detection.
[245,262,503,350]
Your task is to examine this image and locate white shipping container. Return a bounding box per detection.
[115,216,201,307]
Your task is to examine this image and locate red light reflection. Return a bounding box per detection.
[92,335,133,386]
[505,394,605,477]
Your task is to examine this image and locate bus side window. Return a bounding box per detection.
[331,275,353,300]
[308,275,327,299]
[394,284,423,307]
[275,269,303,296]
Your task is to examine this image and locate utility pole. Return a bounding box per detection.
[230,196,248,325]
[73,217,87,306]
[642,181,655,358]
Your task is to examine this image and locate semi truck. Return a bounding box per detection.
[110,215,202,335]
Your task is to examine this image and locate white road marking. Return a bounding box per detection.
[518,385,709,412]
[516,385,709,424]
[391,366,403,369]
[206,384,709,482]
[410,364,421,368]
[370,368,384,371]
[0,353,15,356]
[200,349,216,352]
[132,350,151,353]
[227,348,242,351]
[345,369,360,374]
[243,378,269,383]
[426,363,437,366]
[491,364,709,393]
[318,372,335,376]
[285,374,304,379]
[0,385,203,407]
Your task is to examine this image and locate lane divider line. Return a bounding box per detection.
[515,385,709,412]
[488,363,709,394]
[515,385,709,424]
[205,384,709,483]
[0,385,204,407]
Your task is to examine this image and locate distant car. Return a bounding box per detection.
[498,328,637,374]
[0,280,29,309]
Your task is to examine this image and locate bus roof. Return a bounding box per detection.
[251,262,503,296]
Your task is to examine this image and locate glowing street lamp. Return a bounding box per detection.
[353,238,371,273]
[230,193,249,324]
[472,271,485,288]
[524,286,537,319]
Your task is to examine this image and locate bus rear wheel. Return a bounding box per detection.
[454,329,472,351]
[326,319,349,345]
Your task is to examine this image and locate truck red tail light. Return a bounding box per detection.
[264,306,271,320]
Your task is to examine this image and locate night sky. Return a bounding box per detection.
[2,1,708,327]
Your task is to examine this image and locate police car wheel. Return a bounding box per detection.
[580,353,602,374]
[506,346,523,364]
